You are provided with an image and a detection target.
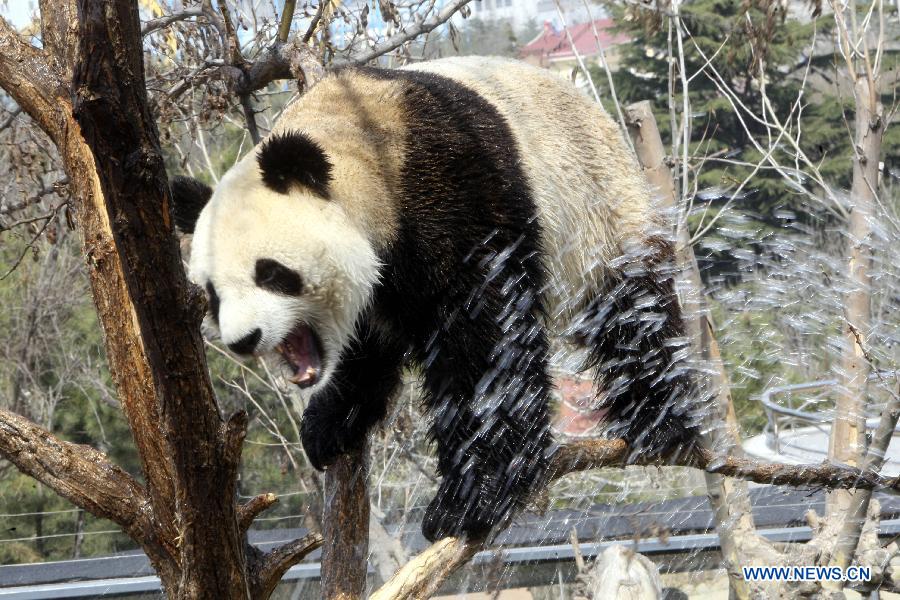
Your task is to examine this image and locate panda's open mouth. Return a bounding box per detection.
[274,323,324,389]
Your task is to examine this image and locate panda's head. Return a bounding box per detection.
[171,131,382,391]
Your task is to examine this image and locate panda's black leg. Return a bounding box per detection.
[573,237,700,460]
[419,283,553,542]
[300,329,405,471]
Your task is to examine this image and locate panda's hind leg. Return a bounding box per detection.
[571,236,700,460]
[418,279,553,542]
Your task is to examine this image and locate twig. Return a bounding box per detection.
[0,106,22,133]
[0,201,67,232]
[0,201,66,281]
[0,178,68,215]
[142,7,204,36]
[340,0,474,65]
[301,0,330,44]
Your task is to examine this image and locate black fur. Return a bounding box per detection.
[170,176,212,233]
[570,237,700,460]
[258,130,333,197]
[300,67,554,542]
[227,328,262,356]
[254,258,304,296]
[302,329,406,470]
[206,281,220,324]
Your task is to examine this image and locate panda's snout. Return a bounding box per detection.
[227,328,262,356]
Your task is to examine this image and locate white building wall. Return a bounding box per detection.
[466,0,600,33]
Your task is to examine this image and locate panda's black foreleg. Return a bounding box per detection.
[300,329,405,471]
[573,237,700,461]
[419,285,553,542]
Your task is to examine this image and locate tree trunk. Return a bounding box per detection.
[826,75,884,571]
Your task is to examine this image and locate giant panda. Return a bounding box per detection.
[172,56,699,542]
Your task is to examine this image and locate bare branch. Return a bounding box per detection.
[238,492,278,531]
[228,41,324,96]
[278,0,298,43]
[301,0,330,44]
[0,16,64,138]
[341,0,474,65]
[0,178,67,215]
[0,201,68,280]
[142,7,204,36]
[251,533,324,600]
[322,450,370,599]
[369,537,481,600]
[216,0,245,66]
[368,437,900,599]
[551,439,900,495]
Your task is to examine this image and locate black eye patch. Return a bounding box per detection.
[206,281,220,323]
[254,259,304,296]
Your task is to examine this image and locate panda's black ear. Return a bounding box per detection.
[257,131,333,198]
[170,176,212,234]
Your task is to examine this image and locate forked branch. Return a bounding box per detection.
[250,532,324,600]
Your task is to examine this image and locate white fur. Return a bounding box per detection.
[188,152,381,390]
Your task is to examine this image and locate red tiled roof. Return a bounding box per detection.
[520,18,629,61]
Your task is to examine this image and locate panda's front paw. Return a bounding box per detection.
[301,412,348,471]
[422,495,492,542]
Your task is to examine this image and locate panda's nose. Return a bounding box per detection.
[227,328,262,356]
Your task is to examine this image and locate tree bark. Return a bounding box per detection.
[322,449,371,600]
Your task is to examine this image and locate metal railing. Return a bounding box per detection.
[759,372,899,454]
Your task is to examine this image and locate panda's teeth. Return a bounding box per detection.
[288,366,319,386]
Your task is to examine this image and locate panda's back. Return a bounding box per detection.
[283,57,658,327]
[400,57,656,316]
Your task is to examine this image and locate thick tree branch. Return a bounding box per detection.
[238,493,278,532]
[224,40,324,96]
[369,537,481,600]
[322,450,370,599]
[0,408,159,553]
